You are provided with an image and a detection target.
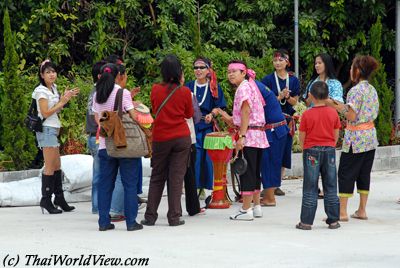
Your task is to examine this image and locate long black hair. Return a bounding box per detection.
[91,60,106,84]
[311,53,337,80]
[95,63,119,104]
[38,60,57,86]
[160,54,182,84]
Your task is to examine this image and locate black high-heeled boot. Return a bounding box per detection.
[40,174,62,214]
[53,170,75,212]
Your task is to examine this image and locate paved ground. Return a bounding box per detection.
[1,170,399,268]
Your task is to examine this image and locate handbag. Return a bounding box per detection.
[231,150,247,176]
[103,88,150,158]
[24,98,46,132]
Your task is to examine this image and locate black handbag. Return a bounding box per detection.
[231,151,247,176]
[24,98,45,132]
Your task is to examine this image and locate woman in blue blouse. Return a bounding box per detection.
[261,49,300,196]
[303,53,344,106]
[185,57,227,199]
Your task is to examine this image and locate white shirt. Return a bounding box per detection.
[32,84,61,128]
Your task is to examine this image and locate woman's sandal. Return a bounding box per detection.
[350,210,368,220]
[260,201,276,207]
[328,222,341,229]
[295,222,312,230]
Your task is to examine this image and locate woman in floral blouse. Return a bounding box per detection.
[326,55,379,221]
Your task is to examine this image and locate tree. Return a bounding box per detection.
[2,9,36,170]
[370,16,393,145]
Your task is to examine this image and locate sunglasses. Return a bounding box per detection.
[193,66,207,70]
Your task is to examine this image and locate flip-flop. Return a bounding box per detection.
[350,210,368,220]
[260,202,276,207]
[296,222,312,230]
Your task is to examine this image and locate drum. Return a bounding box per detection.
[204,132,234,209]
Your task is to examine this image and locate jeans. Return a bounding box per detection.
[97,149,140,228]
[110,159,143,215]
[87,136,100,214]
[300,146,339,225]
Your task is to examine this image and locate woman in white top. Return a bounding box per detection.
[33,59,79,214]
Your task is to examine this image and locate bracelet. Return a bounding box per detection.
[238,134,246,139]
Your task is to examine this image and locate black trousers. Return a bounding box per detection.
[338,147,375,196]
[184,144,201,216]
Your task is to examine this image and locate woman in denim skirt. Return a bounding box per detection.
[33,59,79,214]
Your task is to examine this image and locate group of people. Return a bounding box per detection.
[32,49,380,231]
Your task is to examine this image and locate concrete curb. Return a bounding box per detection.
[1,145,399,183]
[286,144,400,177]
[0,169,40,183]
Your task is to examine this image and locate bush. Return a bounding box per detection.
[370,17,393,146]
[1,9,36,170]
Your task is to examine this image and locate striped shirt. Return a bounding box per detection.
[92,84,134,150]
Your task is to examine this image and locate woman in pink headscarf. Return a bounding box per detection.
[209,60,269,221]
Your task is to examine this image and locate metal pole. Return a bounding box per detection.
[294,0,299,77]
[396,0,400,136]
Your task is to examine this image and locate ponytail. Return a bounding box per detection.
[95,63,119,104]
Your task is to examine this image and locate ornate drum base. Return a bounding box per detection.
[208,162,231,209]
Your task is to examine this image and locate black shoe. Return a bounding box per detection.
[274,188,286,196]
[99,224,115,231]
[140,219,155,226]
[138,196,147,204]
[40,174,62,214]
[169,220,185,226]
[54,196,75,212]
[40,198,62,214]
[53,170,75,212]
[127,222,144,231]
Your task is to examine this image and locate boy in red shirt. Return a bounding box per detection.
[296,81,341,230]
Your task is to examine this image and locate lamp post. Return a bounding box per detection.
[294,0,299,77]
[396,0,400,136]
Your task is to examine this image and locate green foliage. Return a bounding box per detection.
[292,102,307,153]
[1,9,36,170]
[370,17,393,146]
[55,75,92,150]
[0,71,4,148]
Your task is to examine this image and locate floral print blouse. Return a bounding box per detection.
[304,77,344,103]
[232,80,269,149]
[342,80,379,153]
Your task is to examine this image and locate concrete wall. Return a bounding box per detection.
[286,145,400,177]
[1,145,400,183]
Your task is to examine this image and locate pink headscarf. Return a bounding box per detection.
[228,63,265,106]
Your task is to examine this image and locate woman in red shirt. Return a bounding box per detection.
[142,54,194,226]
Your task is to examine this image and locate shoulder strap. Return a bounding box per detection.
[30,98,47,122]
[113,88,124,118]
[28,99,36,116]
[155,85,181,118]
